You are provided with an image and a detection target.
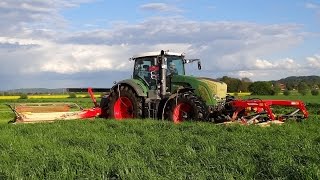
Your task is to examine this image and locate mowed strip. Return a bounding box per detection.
[0,94,101,100]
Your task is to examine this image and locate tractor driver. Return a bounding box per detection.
[168,62,178,76]
[142,64,151,81]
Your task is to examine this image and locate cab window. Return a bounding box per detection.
[167,56,185,76]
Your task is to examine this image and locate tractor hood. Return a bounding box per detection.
[171,75,227,106]
[196,77,228,101]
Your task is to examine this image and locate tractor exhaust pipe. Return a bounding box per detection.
[159,50,167,98]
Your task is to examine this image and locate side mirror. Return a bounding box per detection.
[198,61,201,70]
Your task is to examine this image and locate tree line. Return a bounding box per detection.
[218,75,320,96]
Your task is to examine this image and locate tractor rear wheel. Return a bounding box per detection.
[167,91,208,123]
[107,85,143,120]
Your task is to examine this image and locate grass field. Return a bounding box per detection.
[245,94,320,104]
[0,95,319,179]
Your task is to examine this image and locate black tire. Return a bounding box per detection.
[107,85,143,120]
[167,91,208,123]
[99,95,109,118]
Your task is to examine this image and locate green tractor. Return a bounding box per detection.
[100,50,228,123]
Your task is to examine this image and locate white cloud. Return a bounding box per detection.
[39,44,132,74]
[61,18,304,75]
[274,58,301,69]
[236,71,254,78]
[307,54,320,68]
[140,3,182,13]
[0,36,46,46]
[253,58,301,70]
[255,59,274,69]
[0,0,93,37]
[305,2,320,9]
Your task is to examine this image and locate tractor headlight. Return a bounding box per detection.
[213,94,220,101]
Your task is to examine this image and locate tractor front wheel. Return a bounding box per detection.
[107,85,143,120]
[168,91,208,123]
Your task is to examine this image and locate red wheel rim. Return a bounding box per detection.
[173,103,192,124]
[114,97,134,119]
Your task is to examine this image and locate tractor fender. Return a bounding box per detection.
[169,87,194,99]
[112,79,147,97]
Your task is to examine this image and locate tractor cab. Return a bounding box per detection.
[132,52,186,89]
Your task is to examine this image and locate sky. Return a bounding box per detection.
[0,0,319,90]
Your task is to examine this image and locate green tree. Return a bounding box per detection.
[241,77,252,82]
[239,78,252,92]
[271,83,281,95]
[19,94,28,99]
[68,93,77,98]
[285,82,295,90]
[311,89,319,96]
[297,82,309,96]
[312,84,319,90]
[219,76,241,93]
[283,89,290,96]
[248,81,273,95]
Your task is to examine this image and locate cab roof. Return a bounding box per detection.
[132,51,183,59]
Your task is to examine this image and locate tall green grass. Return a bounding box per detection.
[0,119,318,179]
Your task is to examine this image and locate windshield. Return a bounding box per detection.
[133,57,154,80]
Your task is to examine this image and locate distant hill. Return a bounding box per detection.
[277,75,320,84]
[275,75,320,89]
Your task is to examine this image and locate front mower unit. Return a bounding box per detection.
[7,88,102,123]
[7,103,101,123]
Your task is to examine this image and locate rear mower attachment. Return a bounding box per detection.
[224,99,309,126]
